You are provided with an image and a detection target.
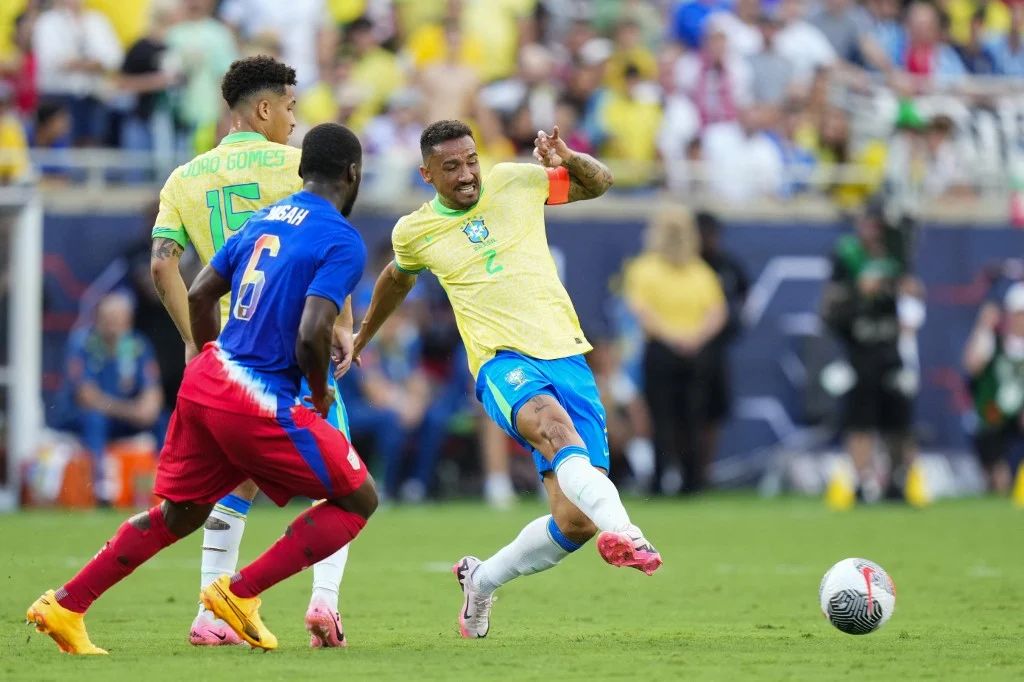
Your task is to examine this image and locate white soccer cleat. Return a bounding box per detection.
[189,608,243,646]
[597,524,663,576]
[452,556,494,638]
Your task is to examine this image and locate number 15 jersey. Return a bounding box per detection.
[391,162,591,378]
[151,131,303,323]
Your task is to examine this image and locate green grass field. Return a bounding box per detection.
[2,496,1022,681]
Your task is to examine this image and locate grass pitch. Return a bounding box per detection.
[2,495,1022,681]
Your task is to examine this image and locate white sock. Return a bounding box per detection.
[471,515,578,595]
[554,447,631,533]
[311,544,349,610]
[198,505,247,616]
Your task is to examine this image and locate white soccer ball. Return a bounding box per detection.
[819,558,896,635]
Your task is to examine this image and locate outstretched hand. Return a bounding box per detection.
[331,325,355,379]
[533,126,573,168]
[303,384,336,419]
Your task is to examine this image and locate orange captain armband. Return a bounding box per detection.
[545,166,570,205]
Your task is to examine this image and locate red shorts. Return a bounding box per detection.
[155,395,368,508]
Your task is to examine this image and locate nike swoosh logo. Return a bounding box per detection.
[213,632,226,641]
[213,582,260,642]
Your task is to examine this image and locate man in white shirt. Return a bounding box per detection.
[32,0,123,145]
[219,0,336,91]
[702,105,785,203]
[775,0,838,90]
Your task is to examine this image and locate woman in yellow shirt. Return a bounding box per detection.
[622,205,726,495]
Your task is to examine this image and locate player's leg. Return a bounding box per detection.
[190,479,257,646]
[27,398,244,655]
[200,406,376,650]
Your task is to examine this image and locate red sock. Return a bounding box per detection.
[56,506,179,613]
[230,503,366,599]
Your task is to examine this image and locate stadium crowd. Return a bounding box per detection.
[1,0,1020,201]
[4,0,1024,507]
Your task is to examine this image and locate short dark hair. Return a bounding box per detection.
[299,123,362,181]
[221,55,297,110]
[420,119,474,160]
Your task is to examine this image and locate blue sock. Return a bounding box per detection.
[546,516,584,552]
[551,445,589,472]
[213,493,251,519]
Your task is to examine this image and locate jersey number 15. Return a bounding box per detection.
[207,183,261,251]
[234,234,280,321]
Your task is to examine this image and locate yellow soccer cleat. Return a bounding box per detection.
[200,575,278,651]
[26,590,108,655]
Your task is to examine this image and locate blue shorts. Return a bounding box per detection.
[300,372,350,438]
[476,351,609,477]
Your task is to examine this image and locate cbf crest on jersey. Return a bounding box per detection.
[505,368,527,390]
[463,219,489,244]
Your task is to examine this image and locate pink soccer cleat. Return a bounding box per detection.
[306,598,347,648]
[597,526,663,576]
[189,609,243,646]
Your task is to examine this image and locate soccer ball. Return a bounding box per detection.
[818,558,896,635]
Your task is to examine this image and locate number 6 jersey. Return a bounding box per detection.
[391,162,590,378]
[151,131,303,325]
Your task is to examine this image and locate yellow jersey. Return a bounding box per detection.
[623,253,725,337]
[151,131,303,322]
[392,162,590,377]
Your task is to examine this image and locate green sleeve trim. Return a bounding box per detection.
[394,261,425,275]
[151,226,188,248]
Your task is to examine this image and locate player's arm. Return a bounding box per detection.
[331,295,355,378]
[352,262,418,363]
[150,183,197,359]
[187,264,232,352]
[533,126,615,203]
[298,296,340,417]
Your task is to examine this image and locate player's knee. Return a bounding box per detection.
[160,500,214,538]
[553,505,597,545]
[525,399,583,455]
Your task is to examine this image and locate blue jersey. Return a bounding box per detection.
[209,190,367,402]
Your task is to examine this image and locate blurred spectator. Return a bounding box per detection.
[776,0,839,90]
[986,1,1024,76]
[820,198,916,503]
[748,12,795,105]
[1,9,39,116]
[623,205,726,495]
[672,0,730,50]
[861,0,904,69]
[814,105,887,209]
[773,99,817,197]
[363,88,424,158]
[58,291,163,506]
[33,0,124,145]
[956,10,998,75]
[894,2,966,88]
[696,211,749,478]
[219,0,337,91]
[587,338,655,492]
[601,64,662,186]
[459,0,536,84]
[963,283,1024,494]
[0,83,29,184]
[946,0,1010,47]
[86,0,153,49]
[716,0,764,58]
[674,16,752,130]
[885,107,974,209]
[606,18,658,92]
[592,0,665,50]
[118,0,184,174]
[418,20,480,123]
[808,0,870,64]
[480,43,557,131]
[553,96,591,154]
[565,38,613,150]
[166,0,238,144]
[405,0,485,73]
[347,16,405,132]
[702,106,784,202]
[28,99,73,179]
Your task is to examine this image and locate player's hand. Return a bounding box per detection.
[304,384,336,419]
[350,332,366,371]
[185,341,200,365]
[533,126,573,168]
[332,327,355,379]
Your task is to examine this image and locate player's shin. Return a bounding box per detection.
[230,502,366,599]
[311,543,349,609]
[472,515,578,595]
[553,447,632,533]
[200,493,250,595]
[56,506,180,613]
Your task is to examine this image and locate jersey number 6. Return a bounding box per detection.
[234,234,280,321]
[207,183,261,251]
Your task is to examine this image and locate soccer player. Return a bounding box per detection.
[149,55,354,647]
[26,122,375,655]
[352,120,663,639]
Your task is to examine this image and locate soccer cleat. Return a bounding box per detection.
[596,525,663,576]
[25,590,108,655]
[200,575,278,651]
[305,598,347,648]
[452,556,494,639]
[189,609,243,646]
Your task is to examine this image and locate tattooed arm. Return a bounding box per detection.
[150,237,198,360]
[533,126,615,202]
